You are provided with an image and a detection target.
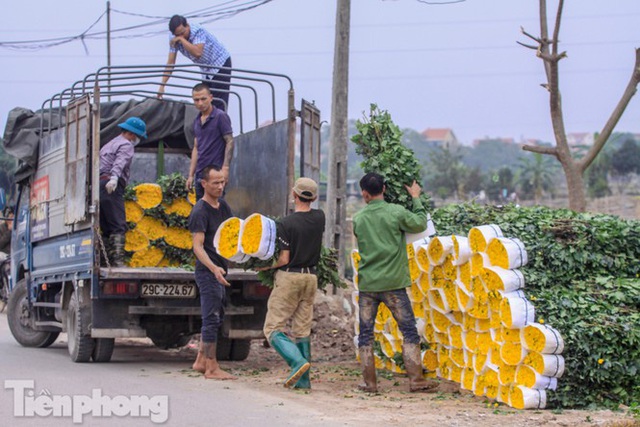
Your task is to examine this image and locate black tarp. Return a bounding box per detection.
[1,98,198,182]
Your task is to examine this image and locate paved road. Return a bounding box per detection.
[0,312,347,427]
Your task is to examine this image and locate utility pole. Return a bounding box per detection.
[324,0,351,273]
[106,1,112,100]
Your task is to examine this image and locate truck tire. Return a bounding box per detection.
[67,291,94,363]
[216,336,232,361]
[230,339,251,361]
[92,338,115,363]
[7,279,60,348]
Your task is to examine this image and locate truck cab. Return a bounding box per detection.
[1,64,321,362]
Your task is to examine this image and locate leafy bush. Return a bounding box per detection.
[433,203,640,409]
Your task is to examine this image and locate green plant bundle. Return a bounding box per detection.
[351,104,431,210]
[433,202,640,409]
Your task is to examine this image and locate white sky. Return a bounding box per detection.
[1,0,640,145]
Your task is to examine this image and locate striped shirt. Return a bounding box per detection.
[169,23,230,77]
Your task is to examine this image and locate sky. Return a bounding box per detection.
[1,0,640,145]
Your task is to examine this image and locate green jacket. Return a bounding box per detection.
[353,197,427,292]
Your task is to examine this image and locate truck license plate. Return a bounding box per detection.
[141,284,196,298]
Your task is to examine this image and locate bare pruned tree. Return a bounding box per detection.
[518,0,640,212]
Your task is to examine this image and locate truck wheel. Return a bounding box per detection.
[92,338,115,363]
[7,279,60,348]
[230,339,251,361]
[67,291,94,363]
[216,336,232,361]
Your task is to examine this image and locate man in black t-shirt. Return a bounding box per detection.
[259,177,325,389]
[188,165,235,380]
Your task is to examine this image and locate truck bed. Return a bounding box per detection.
[98,267,258,281]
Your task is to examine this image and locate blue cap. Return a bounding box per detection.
[118,117,147,139]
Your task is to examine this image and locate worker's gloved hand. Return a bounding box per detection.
[105,177,118,194]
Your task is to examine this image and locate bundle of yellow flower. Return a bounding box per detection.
[406,242,415,260]
[125,200,144,223]
[124,229,149,252]
[129,246,164,268]
[351,249,361,272]
[427,235,454,265]
[187,189,196,205]
[416,245,431,271]
[418,272,430,293]
[408,257,420,282]
[482,266,525,292]
[500,296,535,329]
[470,252,489,277]
[509,385,547,409]
[452,235,472,265]
[522,323,565,354]
[163,198,192,217]
[442,280,458,311]
[157,257,180,268]
[499,362,518,386]
[498,384,511,404]
[468,298,490,319]
[486,237,528,270]
[428,289,450,313]
[133,183,163,209]
[456,283,474,312]
[450,348,466,367]
[429,264,446,289]
[522,351,565,377]
[463,329,478,352]
[469,224,503,253]
[515,364,558,390]
[431,310,453,333]
[164,227,193,250]
[500,341,528,365]
[136,216,167,241]
[477,332,492,354]
[449,324,464,349]
[501,326,521,343]
[457,262,471,287]
[240,213,276,260]
[214,217,249,263]
[484,368,500,399]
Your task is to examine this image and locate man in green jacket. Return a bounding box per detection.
[353,172,438,393]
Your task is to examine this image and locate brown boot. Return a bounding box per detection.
[192,341,206,373]
[203,342,236,380]
[357,345,378,393]
[403,343,438,393]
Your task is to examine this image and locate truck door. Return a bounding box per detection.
[64,95,92,226]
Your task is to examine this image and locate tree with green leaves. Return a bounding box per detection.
[425,145,468,201]
[517,153,557,204]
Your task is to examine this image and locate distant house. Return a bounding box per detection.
[421,128,459,149]
[472,136,516,147]
[566,132,594,147]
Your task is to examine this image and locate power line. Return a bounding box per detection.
[0,0,272,50]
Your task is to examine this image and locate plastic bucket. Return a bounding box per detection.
[468,224,503,253]
[509,385,547,409]
[214,217,250,263]
[452,235,472,265]
[482,266,525,292]
[516,365,558,390]
[428,235,455,265]
[522,323,565,355]
[500,296,535,329]
[487,237,528,270]
[523,352,565,378]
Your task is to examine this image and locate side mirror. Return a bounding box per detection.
[0,188,6,212]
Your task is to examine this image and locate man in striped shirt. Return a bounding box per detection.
[158,15,232,111]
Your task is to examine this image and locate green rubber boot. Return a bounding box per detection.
[294,337,311,389]
[269,331,310,388]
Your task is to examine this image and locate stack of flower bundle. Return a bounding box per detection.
[123,174,195,267]
[351,221,565,411]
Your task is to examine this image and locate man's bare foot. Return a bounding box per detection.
[204,367,237,380]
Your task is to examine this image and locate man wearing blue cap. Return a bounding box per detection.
[99,117,147,267]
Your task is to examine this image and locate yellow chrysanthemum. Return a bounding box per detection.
[134,183,163,209]
[187,188,197,205]
[164,227,193,250]
[217,217,242,259]
[241,214,263,255]
[128,247,164,268]
[164,198,193,217]
[136,216,167,241]
[124,229,149,252]
[124,200,144,223]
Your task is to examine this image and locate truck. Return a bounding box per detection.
[0,64,321,362]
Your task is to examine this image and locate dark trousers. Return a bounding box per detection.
[195,269,226,343]
[205,56,232,111]
[358,288,421,347]
[99,178,126,238]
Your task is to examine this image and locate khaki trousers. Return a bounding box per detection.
[263,270,318,340]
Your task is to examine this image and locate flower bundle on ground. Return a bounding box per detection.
[122,173,195,268]
[352,222,566,410]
